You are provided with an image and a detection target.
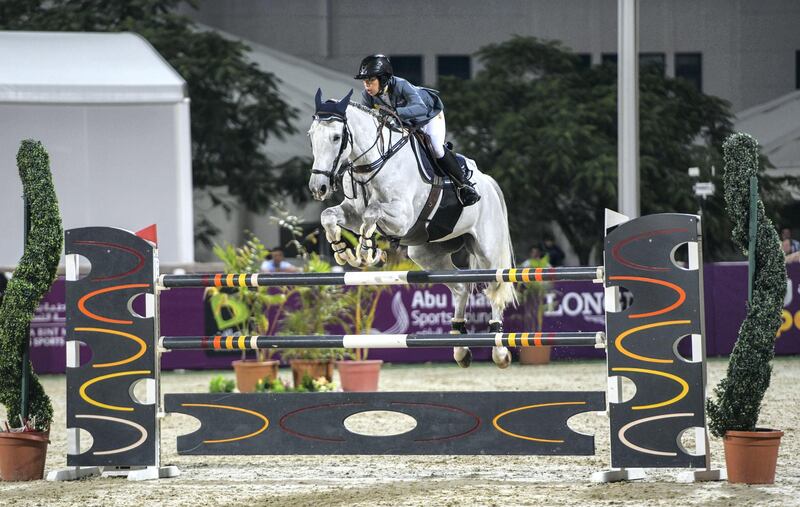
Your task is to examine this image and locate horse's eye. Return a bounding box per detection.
[333,135,341,142]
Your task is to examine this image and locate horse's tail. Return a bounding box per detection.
[478,176,518,309]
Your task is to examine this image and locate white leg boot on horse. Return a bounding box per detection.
[357,223,385,267]
[451,319,472,368]
[321,206,361,267]
[489,320,511,369]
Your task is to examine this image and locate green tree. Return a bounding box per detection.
[440,36,794,262]
[0,0,310,247]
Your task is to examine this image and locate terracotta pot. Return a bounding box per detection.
[519,346,551,365]
[723,429,783,484]
[290,359,334,388]
[0,430,49,481]
[232,359,280,393]
[336,360,383,392]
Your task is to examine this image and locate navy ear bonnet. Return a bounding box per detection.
[314,88,354,120]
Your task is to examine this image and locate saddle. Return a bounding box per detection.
[396,132,473,247]
[409,130,474,184]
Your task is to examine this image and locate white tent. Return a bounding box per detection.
[0,31,194,267]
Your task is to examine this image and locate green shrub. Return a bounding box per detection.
[253,375,335,393]
[706,133,787,437]
[0,140,62,430]
[208,375,235,393]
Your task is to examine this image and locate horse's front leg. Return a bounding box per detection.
[357,200,413,266]
[321,203,362,267]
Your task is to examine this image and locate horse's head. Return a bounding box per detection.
[308,88,353,201]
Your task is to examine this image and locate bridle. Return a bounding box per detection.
[310,112,352,194]
[311,109,411,200]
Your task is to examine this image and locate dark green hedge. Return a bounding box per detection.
[706,133,786,437]
[0,140,62,429]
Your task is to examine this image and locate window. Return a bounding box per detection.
[437,55,471,81]
[796,51,800,89]
[576,53,592,70]
[639,53,665,75]
[602,52,665,74]
[389,55,423,85]
[675,53,702,92]
[602,53,617,65]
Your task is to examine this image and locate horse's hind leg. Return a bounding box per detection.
[464,236,514,369]
[406,243,473,368]
[488,295,511,368]
[450,281,471,368]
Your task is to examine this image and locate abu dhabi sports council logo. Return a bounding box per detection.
[381,291,410,334]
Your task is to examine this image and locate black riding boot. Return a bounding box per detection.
[436,149,480,206]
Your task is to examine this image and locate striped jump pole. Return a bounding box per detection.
[159,331,605,351]
[159,266,603,289]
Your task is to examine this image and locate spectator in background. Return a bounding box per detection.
[521,245,551,269]
[542,237,565,267]
[782,238,800,263]
[260,246,298,273]
[781,228,800,254]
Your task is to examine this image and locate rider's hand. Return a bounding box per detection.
[377,104,396,116]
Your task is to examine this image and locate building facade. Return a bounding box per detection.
[188,0,800,112]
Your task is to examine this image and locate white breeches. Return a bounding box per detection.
[422,112,446,158]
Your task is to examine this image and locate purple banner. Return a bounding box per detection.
[25,262,800,373]
[704,262,800,356]
[28,279,67,373]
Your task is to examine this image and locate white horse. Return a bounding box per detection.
[307,89,516,368]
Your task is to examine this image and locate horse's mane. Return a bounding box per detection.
[347,101,382,119]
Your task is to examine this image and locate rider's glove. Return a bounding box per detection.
[377,104,396,116]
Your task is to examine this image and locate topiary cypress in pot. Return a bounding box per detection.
[706,133,786,484]
[0,140,62,480]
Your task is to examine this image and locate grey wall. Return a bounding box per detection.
[188,0,800,112]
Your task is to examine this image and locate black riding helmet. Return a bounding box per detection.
[355,54,393,89]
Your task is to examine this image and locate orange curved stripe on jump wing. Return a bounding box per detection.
[77,284,150,325]
[608,276,686,319]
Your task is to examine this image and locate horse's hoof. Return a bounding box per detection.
[492,346,511,369]
[333,252,348,266]
[454,347,472,368]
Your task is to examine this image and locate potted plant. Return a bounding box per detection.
[516,271,552,365]
[0,140,62,480]
[279,254,347,387]
[706,133,786,484]
[334,240,417,391]
[208,235,284,392]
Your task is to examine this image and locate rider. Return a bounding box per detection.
[355,54,480,206]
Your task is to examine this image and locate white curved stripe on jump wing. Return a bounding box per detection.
[344,271,409,285]
[75,414,148,455]
[382,291,410,334]
[618,412,694,456]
